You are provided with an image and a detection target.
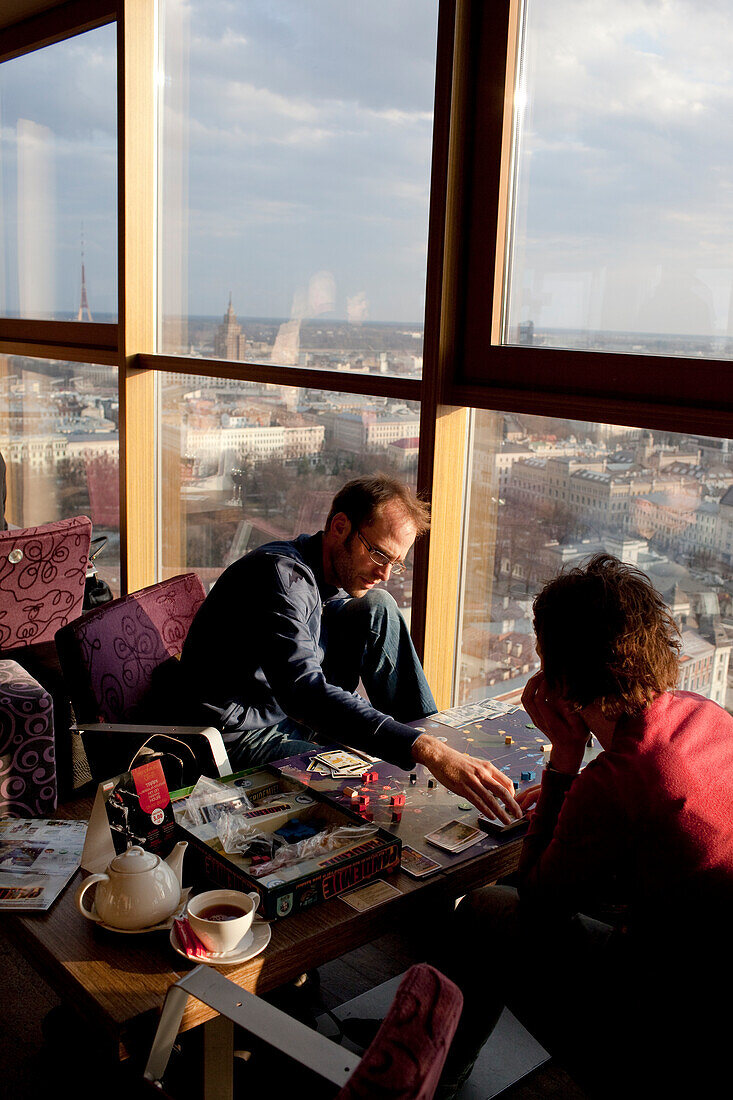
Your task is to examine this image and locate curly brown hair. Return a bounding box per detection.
[533,554,680,719]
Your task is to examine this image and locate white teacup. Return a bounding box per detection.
[187,888,261,954]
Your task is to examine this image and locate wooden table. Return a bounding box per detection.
[5,793,524,1077]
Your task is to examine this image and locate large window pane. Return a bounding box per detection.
[0,24,117,321]
[458,410,733,711]
[159,372,420,618]
[0,356,120,595]
[158,1,437,376]
[504,0,733,359]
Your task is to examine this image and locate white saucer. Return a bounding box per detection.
[96,915,174,934]
[87,889,192,934]
[170,920,271,966]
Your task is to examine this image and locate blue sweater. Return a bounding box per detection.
[180,532,419,769]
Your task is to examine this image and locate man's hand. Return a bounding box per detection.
[411,734,523,824]
[521,670,590,775]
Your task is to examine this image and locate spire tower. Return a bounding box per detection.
[77,225,93,322]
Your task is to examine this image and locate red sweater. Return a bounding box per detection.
[519,691,733,940]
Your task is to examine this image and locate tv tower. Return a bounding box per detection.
[77,225,93,322]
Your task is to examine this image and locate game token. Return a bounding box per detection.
[409,773,417,785]
[457,802,472,811]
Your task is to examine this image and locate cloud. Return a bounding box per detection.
[508,0,733,334]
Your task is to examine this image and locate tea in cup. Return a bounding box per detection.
[186,888,260,954]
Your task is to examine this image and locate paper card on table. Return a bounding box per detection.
[399,845,442,878]
[424,819,484,853]
[339,878,402,912]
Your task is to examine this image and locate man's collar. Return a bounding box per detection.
[298,531,341,600]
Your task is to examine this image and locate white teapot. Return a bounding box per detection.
[76,841,188,931]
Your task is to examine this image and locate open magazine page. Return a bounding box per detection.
[0,819,87,910]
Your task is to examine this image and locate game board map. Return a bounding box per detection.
[271,703,554,875]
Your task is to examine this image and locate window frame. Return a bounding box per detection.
[2,0,731,710]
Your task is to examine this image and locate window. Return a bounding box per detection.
[457,408,733,711]
[505,0,733,359]
[0,24,117,321]
[159,371,420,617]
[3,0,733,718]
[0,355,120,594]
[157,0,438,374]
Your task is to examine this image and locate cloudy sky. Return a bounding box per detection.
[3,0,733,337]
[509,0,733,336]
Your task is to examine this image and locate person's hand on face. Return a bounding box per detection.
[521,670,590,775]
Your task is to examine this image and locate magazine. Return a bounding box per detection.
[0,818,87,910]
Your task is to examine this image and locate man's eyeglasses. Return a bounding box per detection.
[357,530,406,575]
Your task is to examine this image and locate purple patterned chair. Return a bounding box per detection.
[146,963,463,1099]
[0,516,92,816]
[55,574,230,784]
[0,662,57,817]
[0,515,92,650]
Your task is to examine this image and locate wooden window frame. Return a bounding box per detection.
[4,0,732,710]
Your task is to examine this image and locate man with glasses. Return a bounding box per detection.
[181,473,521,822]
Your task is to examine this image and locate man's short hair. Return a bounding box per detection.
[533,553,680,719]
[325,474,430,536]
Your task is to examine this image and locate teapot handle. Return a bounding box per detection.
[76,873,109,922]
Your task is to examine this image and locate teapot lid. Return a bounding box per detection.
[110,845,159,874]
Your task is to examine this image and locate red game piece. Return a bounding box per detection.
[362,770,378,784]
[390,793,405,808]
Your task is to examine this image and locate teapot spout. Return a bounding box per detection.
[164,840,188,887]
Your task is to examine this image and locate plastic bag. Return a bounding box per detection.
[249,823,378,878]
[180,774,253,829]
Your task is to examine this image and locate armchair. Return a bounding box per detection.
[0,515,92,816]
[145,962,463,1100]
[55,573,231,785]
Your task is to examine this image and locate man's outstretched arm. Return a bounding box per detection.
[411,733,523,823]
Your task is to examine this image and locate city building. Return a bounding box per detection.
[214,295,247,361]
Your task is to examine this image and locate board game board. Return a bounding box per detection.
[271,703,559,875]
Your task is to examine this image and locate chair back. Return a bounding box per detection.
[337,963,463,1100]
[55,572,206,724]
[0,515,92,651]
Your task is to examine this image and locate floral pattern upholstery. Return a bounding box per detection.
[0,516,92,651]
[55,573,206,724]
[0,660,57,817]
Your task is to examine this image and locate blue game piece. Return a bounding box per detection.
[520,770,536,782]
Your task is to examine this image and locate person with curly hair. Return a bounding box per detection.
[434,554,733,1098]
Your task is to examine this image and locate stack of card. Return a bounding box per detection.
[432,698,519,728]
[424,819,484,853]
[308,749,380,778]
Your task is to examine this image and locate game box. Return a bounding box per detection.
[173,767,401,919]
